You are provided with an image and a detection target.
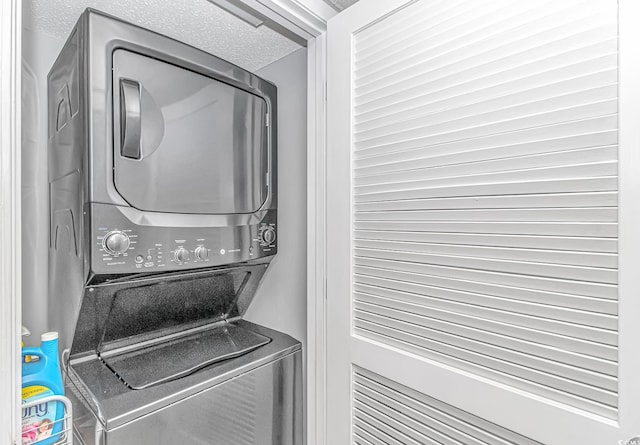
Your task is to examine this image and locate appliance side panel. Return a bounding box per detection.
[105,350,302,445]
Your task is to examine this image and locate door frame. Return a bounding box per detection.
[0,0,333,443]
[0,0,21,441]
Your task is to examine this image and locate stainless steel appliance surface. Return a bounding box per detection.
[67,319,302,445]
[48,9,299,445]
[48,7,278,356]
[63,263,302,445]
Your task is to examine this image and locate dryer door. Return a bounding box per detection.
[112,49,269,215]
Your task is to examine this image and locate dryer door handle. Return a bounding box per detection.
[120,79,142,160]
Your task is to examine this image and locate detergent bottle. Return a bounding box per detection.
[22,332,64,445]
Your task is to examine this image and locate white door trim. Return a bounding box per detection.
[0,0,21,442]
[239,0,336,43]
[255,0,335,34]
[306,32,328,445]
[616,0,640,438]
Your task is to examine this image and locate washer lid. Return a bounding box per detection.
[70,263,271,358]
[100,323,270,389]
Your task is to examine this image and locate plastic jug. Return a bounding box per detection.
[21,332,64,445]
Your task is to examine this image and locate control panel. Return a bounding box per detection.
[91,204,277,275]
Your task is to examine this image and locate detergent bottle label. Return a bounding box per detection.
[21,386,57,444]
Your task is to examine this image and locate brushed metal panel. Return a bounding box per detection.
[112,49,268,215]
[106,350,302,445]
[68,330,301,445]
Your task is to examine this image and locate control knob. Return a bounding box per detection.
[174,247,190,263]
[194,246,209,261]
[260,227,276,246]
[103,231,130,255]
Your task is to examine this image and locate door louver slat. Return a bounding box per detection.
[355,231,618,253]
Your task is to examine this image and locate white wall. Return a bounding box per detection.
[21,27,65,343]
[245,48,308,348]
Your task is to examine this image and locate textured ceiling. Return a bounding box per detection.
[323,0,359,11]
[23,0,303,72]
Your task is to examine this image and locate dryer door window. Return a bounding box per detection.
[112,49,269,214]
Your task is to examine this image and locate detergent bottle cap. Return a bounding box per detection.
[41,332,58,342]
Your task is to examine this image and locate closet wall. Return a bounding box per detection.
[22,28,63,339]
[246,48,308,351]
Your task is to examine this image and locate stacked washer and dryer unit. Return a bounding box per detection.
[48,9,301,445]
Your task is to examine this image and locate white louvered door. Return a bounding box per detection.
[325,0,640,443]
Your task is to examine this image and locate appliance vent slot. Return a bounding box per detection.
[353,367,543,445]
[351,0,618,419]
